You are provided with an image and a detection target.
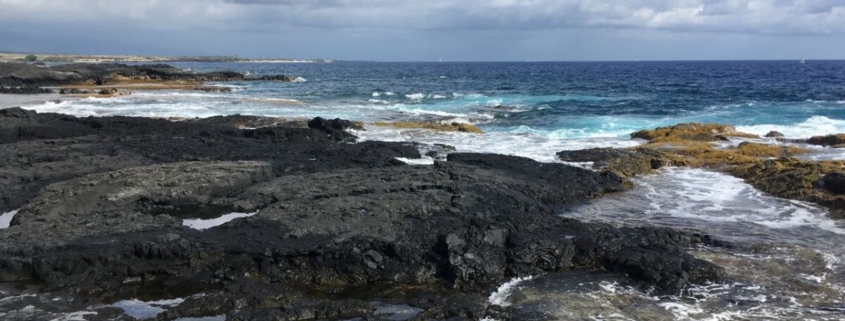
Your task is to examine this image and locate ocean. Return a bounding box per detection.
[25,61,845,162]
[17,60,845,320]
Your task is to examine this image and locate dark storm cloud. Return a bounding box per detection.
[2,0,843,33]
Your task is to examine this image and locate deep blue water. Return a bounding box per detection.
[27,60,845,158]
[159,60,845,138]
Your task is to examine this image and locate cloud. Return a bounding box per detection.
[0,0,843,35]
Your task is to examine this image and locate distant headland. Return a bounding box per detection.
[0,52,333,63]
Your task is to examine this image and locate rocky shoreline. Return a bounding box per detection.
[0,108,730,320]
[558,123,845,218]
[0,62,300,99]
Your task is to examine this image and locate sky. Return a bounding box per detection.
[0,0,843,61]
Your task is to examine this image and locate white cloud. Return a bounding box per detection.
[0,0,843,35]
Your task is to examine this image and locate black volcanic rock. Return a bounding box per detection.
[765,131,785,138]
[822,172,845,194]
[0,108,418,213]
[0,86,55,94]
[557,147,630,166]
[307,116,363,142]
[557,147,674,177]
[0,62,299,87]
[252,75,296,81]
[0,108,727,320]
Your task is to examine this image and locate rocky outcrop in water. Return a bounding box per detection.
[730,159,845,219]
[765,131,785,138]
[806,134,845,148]
[374,121,484,133]
[0,62,296,87]
[557,147,678,177]
[0,108,727,320]
[631,123,760,142]
[0,85,55,94]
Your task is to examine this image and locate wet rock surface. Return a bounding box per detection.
[0,108,727,320]
[806,134,845,147]
[557,147,676,177]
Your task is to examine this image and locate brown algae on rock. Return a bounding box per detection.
[373,121,484,133]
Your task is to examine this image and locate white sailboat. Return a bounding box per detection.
[800,55,806,65]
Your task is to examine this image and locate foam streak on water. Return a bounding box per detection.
[111,298,185,319]
[488,276,535,307]
[357,125,643,163]
[182,211,258,230]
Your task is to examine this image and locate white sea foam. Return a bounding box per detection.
[569,166,845,248]
[644,168,845,234]
[405,93,425,100]
[111,298,184,320]
[736,116,845,138]
[395,157,435,165]
[372,92,382,97]
[48,311,98,321]
[488,276,534,307]
[388,104,476,118]
[659,302,704,319]
[183,212,258,230]
[0,294,36,303]
[357,125,643,163]
[506,124,641,139]
[291,77,307,82]
[130,91,233,99]
[0,209,18,229]
[822,252,840,270]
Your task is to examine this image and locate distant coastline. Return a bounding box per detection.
[0,52,333,63]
